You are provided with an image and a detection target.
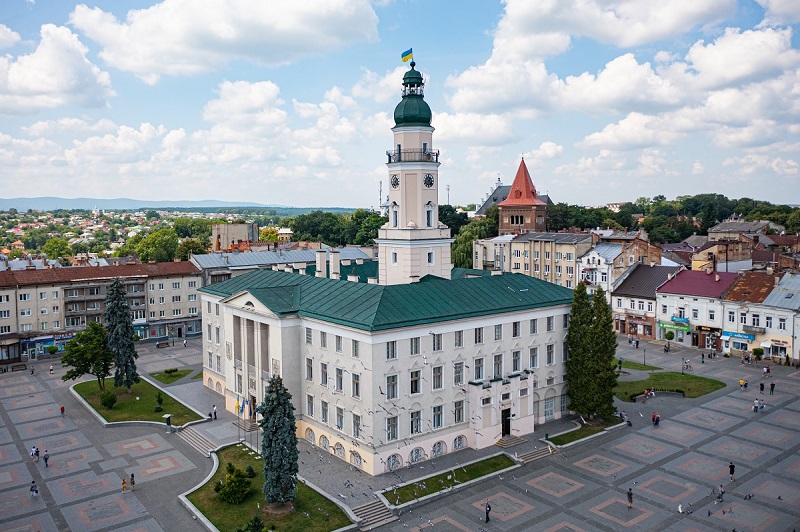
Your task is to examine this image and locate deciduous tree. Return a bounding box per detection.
[61,322,114,392]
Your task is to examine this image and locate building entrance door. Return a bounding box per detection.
[501,408,511,437]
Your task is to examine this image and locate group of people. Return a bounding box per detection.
[738,378,750,391]
[651,411,662,428]
[641,388,655,403]
[122,473,135,492]
[753,398,766,413]
[29,446,49,467]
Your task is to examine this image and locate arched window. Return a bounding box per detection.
[432,441,446,457]
[453,435,466,450]
[216,382,222,393]
[409,447,426,463]
[387,453,402,470]
[334,443,345,458]
[207,378,213,388]
[305,428,315,444]
[319,435,330,450]
[350,451,363,468]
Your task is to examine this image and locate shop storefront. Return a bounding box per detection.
[693,326,721,350]
[658,321,691,342]
[614,314,654,338]
[20,333,76,359]
[720,331,755,353]
[759,339,789,360]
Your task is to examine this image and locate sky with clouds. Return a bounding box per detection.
[1,0,798,209]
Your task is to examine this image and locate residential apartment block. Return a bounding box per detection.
[0,261,202,367]
[612,264,682,340]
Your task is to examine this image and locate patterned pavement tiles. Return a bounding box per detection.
[728,421,800,449]
[782,397,800,411]
[767,454,800,483]
[6,402,63,424]
[758,407,800,430]
[0,426,14,445]
[0,511,60,532]
[569,452,647,482]
[521,468,596,505]
[701,395,763,416]
[697,499,797,531]
[0,462,35,491]
[696,435,782,468]
[61,492,151,532]
[625,468,709,508]
[15,416,78,438]
[0,381,48,399]
[114,518,168,532]
[572,489,671,530]
[660,452,733,484]
[37,446,104,480]
[48,470,122,505]
[526,514,595,532]
[1,389,56,410]
[104,433,172,458]
[669,408,747,431]
[606,433,683,465]
[24,430,93,455]
[732,475,800,508]
[643,421,715,448]
[459,488,554,531]
[0,484,49,520]
[0,442,23,465]
[660,519,729,532]
[129,449,197,483]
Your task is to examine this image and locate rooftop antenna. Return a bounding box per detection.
[379,180,382,212]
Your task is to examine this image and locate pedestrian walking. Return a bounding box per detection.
[770,381,775,395]
[753,399,759,413]
[213,405,217,420]
[739,378,745,391]
[485,500,491,522]
[30,446,36,461]
[651,412,656,426]
[130,473,135,491]
[49,364,53,374]
[43,450,49,468]
[34,447,39,462]
[701,353,705,363]
[627,488,634,508]
[729,462,735,481]
[760,382,764,394]
[60,405,65,417]
[744,380,749,391]
[763,366,768,378]
[30,481,38,498]
[183,339,187,347]
[31,367,34,375]
[122,479,127,493]
[655,413,661,428]
[717,484,725,501]
[759,399,765,412]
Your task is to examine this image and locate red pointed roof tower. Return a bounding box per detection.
[497,158,547,235]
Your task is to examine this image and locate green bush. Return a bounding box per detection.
[156,391,164,406]
[164,368,178,375]
[133,334,141,342]
[218,464,252,504]
[100,392,117,409]
[664,331,675,341]
[245,465,256,478]
[46,345,59,356]
[752,348,763,361]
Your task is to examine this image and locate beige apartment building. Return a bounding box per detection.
[0,261,202,367]
[473,232,595,288]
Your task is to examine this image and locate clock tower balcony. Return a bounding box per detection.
[386,148,440,163]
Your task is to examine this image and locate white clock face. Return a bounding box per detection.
[423,174,434,188]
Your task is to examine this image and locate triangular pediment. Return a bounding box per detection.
[222,290,279,319]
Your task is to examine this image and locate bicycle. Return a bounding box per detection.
[683,362,693,370]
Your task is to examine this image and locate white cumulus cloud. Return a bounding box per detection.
[0,24,21,48]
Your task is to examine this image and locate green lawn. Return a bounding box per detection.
[149,368,193,385]
[187,445,351,532]
[191,371,204,380]
[73,378,203,425]
[548,417,620,445]
[384,454,515,505]
[615,359,662,371]
[614,371,726,402]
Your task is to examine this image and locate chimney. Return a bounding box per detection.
[330,251,340,280]
[367,277,378,284]
[271,264,279,271]
[775,275,780,286]
[348,274,359,282]
[315,250,326,278]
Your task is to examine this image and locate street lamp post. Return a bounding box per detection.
[643,348,646,367]
[681,357,684,375]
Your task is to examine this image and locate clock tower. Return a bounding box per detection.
[376,61,453,285]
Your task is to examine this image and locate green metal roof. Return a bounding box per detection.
[394,62,432,127]
[201,269,573,332]
[302,261,379,283]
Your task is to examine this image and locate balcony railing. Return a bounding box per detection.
[385,149,440,164]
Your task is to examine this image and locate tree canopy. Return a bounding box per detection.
[136,228,179,262]
[105,278,140,393]
[256,375,299,505]
[61,322,115,392]
[176,238,208,260]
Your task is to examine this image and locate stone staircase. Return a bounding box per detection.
[352,499,397,531]
[495,435,527,448]
[176,426,216,457]
[516,445,557,464]
[234,418,259,432]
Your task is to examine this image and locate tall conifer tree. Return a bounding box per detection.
[256,375,299,507]
[104,278,140,393]
[589,286,618,417]
[565,281,593,416]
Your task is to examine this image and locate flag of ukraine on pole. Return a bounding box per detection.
[401,48,413,62]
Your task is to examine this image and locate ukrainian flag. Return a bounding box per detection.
[401,48,413,62]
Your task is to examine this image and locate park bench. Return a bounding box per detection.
[156,341,170,348]
[11,363,27,371]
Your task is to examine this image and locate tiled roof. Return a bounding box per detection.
[0,261,201,288]
[190,248,370,269]
[200,269,573,332]
[751,249,781,264]
[498,159,547,207]
[613,264,682,299]
[657,269,738,298]
[709,221,769,233]
[761,273,800,310]
[512,232,593,244]
[581,242,622,263]
[724,271,782,303]
[683,234,709,248]
[475,187,552,216]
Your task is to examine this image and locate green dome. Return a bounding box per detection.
[393,61,432,127]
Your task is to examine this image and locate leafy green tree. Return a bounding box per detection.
[438,205,469,235]
[451,218,494,268]
[256,375,299,507]
[105,278,140,393]
[136,229,178,262]
[176,238,208,260]
[71,242,89,255]
[236,514,265,532]
[113,234,143,258]
[259,227,279,241]
[565,283,617,419]
[353,213,387,246]
[61,322,114,392]
[145,210,160,220]
[42,238,71,259]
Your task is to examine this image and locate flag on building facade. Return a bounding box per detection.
[401,48,413,62]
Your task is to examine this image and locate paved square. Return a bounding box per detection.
[48,470,122,505]
[768,454,800,482]
[1,390,55,410]
[61,492,150,532]
[0,443,22,465]
[609,434,681,464]
[734,476,800,505]
[132,450,196,481]
[408,515,472,531]
[26,430,93,454]
[661,452,730,482]
[645,422,714,447]
[16,416,78,438]
[729,422,800,449]
[572,453,631,478]
[38,446,104,478]
[526,471,586,498]
[105,434,172,458]
[469,491,534,522]
[6,403,63,424]
[627,469,708,507]
[759,408,800,430]
[671,408,745,431]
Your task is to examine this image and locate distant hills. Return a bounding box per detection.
[0,197,273,211]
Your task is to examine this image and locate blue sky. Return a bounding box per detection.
[1,0,798,209]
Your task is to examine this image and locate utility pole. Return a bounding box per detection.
[447,184,450,205]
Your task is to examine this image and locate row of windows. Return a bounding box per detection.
[146,294,196,304]
[383,401,465,440]
[305,398,365,438]
[305,359,362,397]
[390,250,436,266]
[384,319,566,359]
[660,305,788,331]
[147,281,197,290]
[617,299,655,313]
[304,329,360,356]
[511,250,575,261]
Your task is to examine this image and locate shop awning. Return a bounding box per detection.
[760,341,772,348]
[720,335,730,341]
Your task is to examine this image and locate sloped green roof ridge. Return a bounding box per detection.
[201,269,573,332]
